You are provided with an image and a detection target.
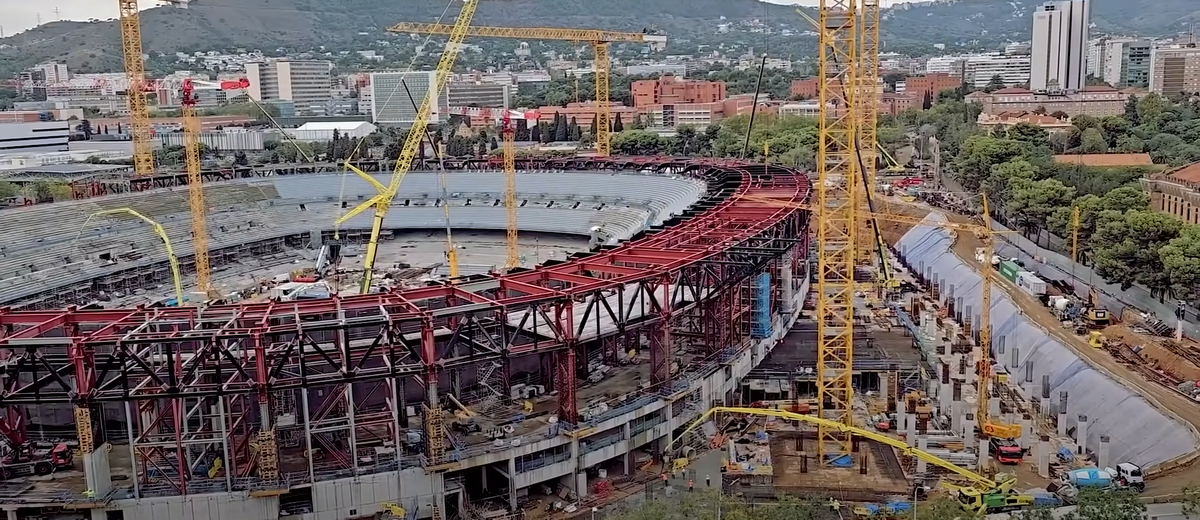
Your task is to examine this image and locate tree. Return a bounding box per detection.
[554,112,568,141]
[1080,127,1108,153]
[0,181,18,200]
[1049,110,1069,120]
[1093,209,1182,295]
[530,123,541,143]
[1007,177,1075,239]
[589,115,598,137]
[1124,94,1140,125]
[611,130,668,155]
[1005,122,1049,149]
[613,113,625,132]
[1162,225,1200,303]
[982,158,1037,207]
[954,135,1029,191]
[1062,488,1144,520]
[984,74,1005,92]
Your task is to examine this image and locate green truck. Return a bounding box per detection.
[998,260,1020,284]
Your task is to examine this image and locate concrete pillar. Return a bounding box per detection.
[508,458,518,510]
[978,437,990,471]
[1019,414,1033,449]
[967,347,979,386]
[917,436,929,473]
[997,335,1005,356]
[1040,396,1051,420]
[1023,353,1032,382]
[1010,345,1020,371]
[1057,412,1069,437]
[1059,391,1069,415]
[1098,435,1111,469]
[1076,415,1089,455]
[6,509,15,520]
[906,412,917,447]
[989,397,1001,418]
[951,401,963,436]
[964,413,977,441]
[782,256,794,314]
[1038,435,1051,478]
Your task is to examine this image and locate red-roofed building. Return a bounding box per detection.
[1141,162,1200,223]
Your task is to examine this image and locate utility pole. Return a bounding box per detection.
[53,7,61,20]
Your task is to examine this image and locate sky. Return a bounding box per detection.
[0,0,910,37]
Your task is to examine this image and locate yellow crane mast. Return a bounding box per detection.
[181,86,209,294]
[337,0,479,294]
[117,0,155,176]
[502,111,519,269]
[858,0,883,278]
[388,22,666,157]
[741,193,1021,443]
[815,0,860,462]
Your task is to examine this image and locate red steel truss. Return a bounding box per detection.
[0,156,811,497]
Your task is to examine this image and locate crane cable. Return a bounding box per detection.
[240,0,460,235]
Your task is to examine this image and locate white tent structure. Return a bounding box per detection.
[287,121,377,142]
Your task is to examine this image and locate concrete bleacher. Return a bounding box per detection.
[0,170,707,304]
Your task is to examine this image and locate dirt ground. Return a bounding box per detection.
[883,200,1200,498]
[1103,324,1200,382]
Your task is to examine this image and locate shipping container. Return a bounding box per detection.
[1016,271,1047,296]
[998,260,1020,284]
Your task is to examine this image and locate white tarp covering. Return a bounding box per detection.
[896,213,1199,469]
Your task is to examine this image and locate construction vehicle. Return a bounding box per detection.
[989,437,1024,465]
[380,502,407,520]
[0,442,74,480]
[1083,289,1110,329]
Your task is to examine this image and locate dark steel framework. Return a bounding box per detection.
[0,157,811,498]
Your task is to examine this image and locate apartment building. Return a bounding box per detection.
[963,53,1033,88]
[1102,39,1152,88]
[904,73,961,101]
[1030,0,1091,91]
[364,72,448,125]
[631,76,725,108]
[965,86,1129,117]
[245,59,333,116]
[448,82,511,109]
[1149,44,1200,97]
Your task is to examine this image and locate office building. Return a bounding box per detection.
[366,72,448,125]
[1102,39,1152,88]
[631,76,726,108]
[965,85,1129,118]
[1030,0,1091,91]
[0,121,71,154]
[964,53,1033,88]
[448,82,511,109]
[245,59,333,116]
[1150,44,1200,97]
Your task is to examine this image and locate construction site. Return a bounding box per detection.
[3,1,1200,520]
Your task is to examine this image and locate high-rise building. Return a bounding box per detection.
[245,59,333,116]
[1102,39,1152,88]
[1030,0,1091,91]
[1150,44,1200,97]
[964,53,1033,88]
[367,72,448,125]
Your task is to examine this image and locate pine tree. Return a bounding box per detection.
[570,122,582,141]
[555,112,569,141]
[613,113,624,132]
[588,116,598,137]
[531,123,541,142]
[516,119,530,140]
[540,122,553,143]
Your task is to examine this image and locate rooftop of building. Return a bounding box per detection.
[1167,161,1200,185]
[0,163,133,181]
[1052,153,1154,167]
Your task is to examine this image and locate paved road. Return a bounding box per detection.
[934,209,1200,494]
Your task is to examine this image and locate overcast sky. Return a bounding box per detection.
[0,0,909,37]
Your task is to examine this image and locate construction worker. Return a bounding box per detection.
[688,478,694,492]
[661,472,668,486]
[706,475,711,488]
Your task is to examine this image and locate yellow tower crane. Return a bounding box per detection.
[388,22,667,157]
[858,0,883,276]
[336,0,479,295]
[815,0,860,462]
[741,193,1022,445]
[117,0,155,176]
[502,111,519,269]
[179,78,249,296]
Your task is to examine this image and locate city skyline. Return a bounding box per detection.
[0,0,913,37]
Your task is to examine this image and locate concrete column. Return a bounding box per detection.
[966,347,979,386]
[781,255,794,314]
[508,458,518,510]
[6,509,15,520]
[1010,345,1020,371]
[964,413,977,441]
[1019,414,1033,449]
[1038,435,1051,478]
[906,412,917,447]
[1076,415,1089,455]
[1040,396,1051,420]
[951,401,963,436]
[1057,412,1069,437]
[1098,435,1112,469]
[1059,391,1069,415]
[917,436,929,473]
[989,397,1001,418]
[997,335,1005,356]
[978,437,990,471]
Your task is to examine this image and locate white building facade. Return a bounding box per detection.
[366,71,448,126]
[0,121,71,155]
[1030,0,1091,91]
[245,59,333,116]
